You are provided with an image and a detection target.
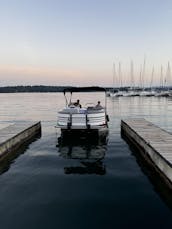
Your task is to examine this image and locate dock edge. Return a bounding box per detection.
[121,119,172,189]
[0,121,41,160]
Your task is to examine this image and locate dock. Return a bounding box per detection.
[0,122,41,160]
[121,118,172,188]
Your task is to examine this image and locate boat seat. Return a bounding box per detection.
[59,107,88,114]
[87,108,104,114]
[59,108,79,114]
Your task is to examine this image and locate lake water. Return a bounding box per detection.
[0,93,172,229]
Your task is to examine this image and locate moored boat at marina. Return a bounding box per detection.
[155,90,170,97]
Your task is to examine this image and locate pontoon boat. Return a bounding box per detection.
[56,87,109,141]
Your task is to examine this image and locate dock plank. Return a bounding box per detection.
[0,122,41,159]
[121,118,172,187]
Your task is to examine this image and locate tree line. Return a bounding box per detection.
[0,86,112,93]
[0,86,71,93]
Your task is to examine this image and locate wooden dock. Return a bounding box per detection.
[121,118,172,188]
[0,122,41,160]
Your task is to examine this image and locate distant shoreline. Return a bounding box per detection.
[0,85,170,93]
[0,85,111,93]
[0,86,70,93]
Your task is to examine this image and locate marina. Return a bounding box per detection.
[107,87,172,97]
[2,1,172,228]
[108,60,172,97]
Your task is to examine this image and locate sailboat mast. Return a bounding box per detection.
[130,60,134,89]
[160,65,163,89]
[141,55,146,89]
[150,66,154,89]
[113,62,116,89]
[166,62,171,91]
[118,62,122,88]
[139,65,142,89]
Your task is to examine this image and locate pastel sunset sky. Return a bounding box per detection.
[0,0,172,86]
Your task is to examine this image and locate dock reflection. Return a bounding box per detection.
[58,138,107,175]
[0,133,41,175]
[122,133,172,211]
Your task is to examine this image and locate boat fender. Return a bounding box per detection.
[67,122,71,129]
[87,124,91,129]
[106,115,109,122]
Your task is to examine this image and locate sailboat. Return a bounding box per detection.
[110,62,117,97]
[110,62,123,97]
[155,62,171,97]
[146,66,156,96]
[139,56,151,96]
[155,65,165,97]
[166,62,172,96]
[124,60,139,96]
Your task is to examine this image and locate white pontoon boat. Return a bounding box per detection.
[56,87,109,141]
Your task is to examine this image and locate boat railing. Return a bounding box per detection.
[58,107,106,127]
[59,106,105,114]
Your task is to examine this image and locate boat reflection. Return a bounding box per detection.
[58,140,107,175]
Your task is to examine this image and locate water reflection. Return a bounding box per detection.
[122,133,172,211]
[58,139,107,175]
[0,133,41,175]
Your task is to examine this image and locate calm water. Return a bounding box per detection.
[0,93,172,229]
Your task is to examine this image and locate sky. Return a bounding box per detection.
[0,0,172,86]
